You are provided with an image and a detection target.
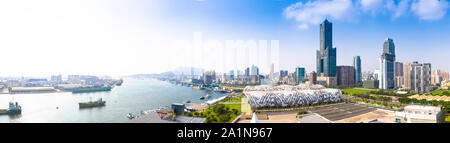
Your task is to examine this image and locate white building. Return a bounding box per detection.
[395,105,445,123]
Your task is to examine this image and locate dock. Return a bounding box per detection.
[127,111,206,123]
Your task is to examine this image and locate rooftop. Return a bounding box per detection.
[298,113,333,123]
[404,105,442,111]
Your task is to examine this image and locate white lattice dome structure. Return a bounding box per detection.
[244,84,342,108]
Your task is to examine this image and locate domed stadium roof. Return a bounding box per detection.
[244,84,342,108]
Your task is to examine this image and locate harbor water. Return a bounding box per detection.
[0,78,228,123]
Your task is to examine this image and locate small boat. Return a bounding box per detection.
[205,94,211,99]
[200,96,205,100]
[140,110,148,115]
[184,100,191,103]
[127,113,136,119]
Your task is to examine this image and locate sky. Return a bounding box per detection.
[0,0,449,77]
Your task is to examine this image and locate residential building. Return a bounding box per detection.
[395,62,404,88]
[403,61,432,93]
[309,71,317,85]
[363,79,379,89]
[336,66,355,86]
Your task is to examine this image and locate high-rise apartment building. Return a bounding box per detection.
[379,38,396,89]
[337,66,355,86]
[309,71,317,84]
[395,62,404,88]
[404,61,432,93]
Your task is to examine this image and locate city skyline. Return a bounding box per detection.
[0,0,449,77]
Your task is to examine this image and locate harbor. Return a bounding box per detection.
[0,78,227,123]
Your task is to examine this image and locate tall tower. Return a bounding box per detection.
[379,38,396,89]
[317,19,337,77]
[353,56,362,84]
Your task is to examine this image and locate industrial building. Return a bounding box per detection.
[395,105,445,123]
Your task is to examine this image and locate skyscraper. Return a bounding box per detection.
[317,19,337,77]
[379,38,396,89]
[353,56,362,84]
[295,67,305,85]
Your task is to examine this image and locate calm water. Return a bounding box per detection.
[0,78,227,123]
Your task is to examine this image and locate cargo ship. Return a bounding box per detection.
[72,86,112,93]
[79,98,106,108]
[0,102,22,115]
[191,85,205,90]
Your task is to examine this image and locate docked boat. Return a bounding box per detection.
[79,98,106,108]
[0,109,8,115]
[72,86,112,93]
[0,102,22,115]
[200,96,205,100]
[205,94,211,99]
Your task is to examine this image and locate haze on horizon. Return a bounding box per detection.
[0,0,449,77]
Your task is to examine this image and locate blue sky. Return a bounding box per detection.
[0,0,449,76]
[150,0,450,74]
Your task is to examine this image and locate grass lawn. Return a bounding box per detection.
[341,88,377,95]
[241,97,252,114]
[431,90,450,96]
[222,104,241,112]
[224,97,242,103]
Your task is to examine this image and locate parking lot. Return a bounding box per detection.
[307,103,377,121]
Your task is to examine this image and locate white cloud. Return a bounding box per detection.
[359,0,385,13]
[284,0,355,29]
[285,0,449,29]
[411,0,449,20]
[387,0,411,19]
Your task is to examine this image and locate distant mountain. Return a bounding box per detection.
[126,67,205,79]
[126,74,161,78]
[171,67,205,75]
